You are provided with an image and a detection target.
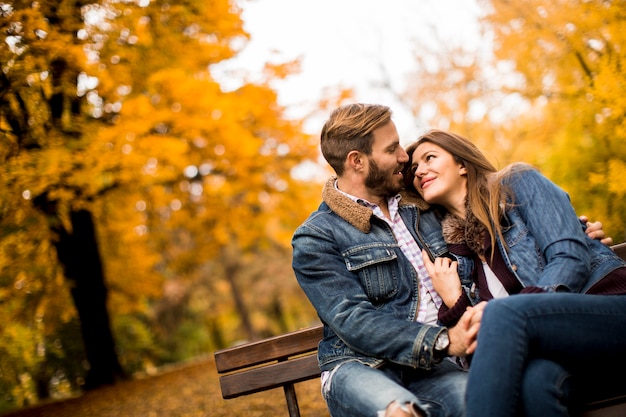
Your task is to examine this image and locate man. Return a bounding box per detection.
[291,103,482,417]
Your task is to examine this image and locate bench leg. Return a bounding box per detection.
[284,383,301,417]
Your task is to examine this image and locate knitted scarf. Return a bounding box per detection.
[440,208,522,300]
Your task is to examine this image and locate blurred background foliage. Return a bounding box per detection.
[0,0,625,413]
[405,0,626,242]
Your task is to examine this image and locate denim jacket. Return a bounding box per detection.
[291,177,473,372]
[487,166,626,293]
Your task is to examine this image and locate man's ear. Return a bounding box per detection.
[346,150,364,170]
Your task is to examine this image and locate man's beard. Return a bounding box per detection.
[365,158,403,198]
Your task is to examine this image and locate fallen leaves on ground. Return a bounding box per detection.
[1,356,331,417]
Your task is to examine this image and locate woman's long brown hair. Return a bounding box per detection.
[404,129,531,258]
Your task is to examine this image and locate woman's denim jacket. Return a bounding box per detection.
[291,178,473,372]
[460,166,626,296]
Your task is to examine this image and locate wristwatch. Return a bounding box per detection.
[433,329,450,362]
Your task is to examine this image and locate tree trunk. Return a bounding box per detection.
[223,258,258,341]
[36,200,127,390]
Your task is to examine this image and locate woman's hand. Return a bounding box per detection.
[463,301,487,354]
[421,250,463,308]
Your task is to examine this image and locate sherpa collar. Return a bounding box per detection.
[441,210,487,256]
[321,177,430,233]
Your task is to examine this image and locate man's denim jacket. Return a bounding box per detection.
[477,167,625,294]
[291,177,474,373]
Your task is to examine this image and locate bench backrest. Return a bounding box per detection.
[214,324,323,399]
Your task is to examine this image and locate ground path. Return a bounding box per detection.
[1,356,330,417]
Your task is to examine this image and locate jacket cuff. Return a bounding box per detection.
[438,292,472,326]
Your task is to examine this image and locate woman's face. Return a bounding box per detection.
[410,141,468,210]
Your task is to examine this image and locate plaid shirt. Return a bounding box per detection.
[338,186,443,325]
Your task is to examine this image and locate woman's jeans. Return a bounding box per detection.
[323,359,467,417]
[466,293,626,417]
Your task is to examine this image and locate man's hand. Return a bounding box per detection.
[447,301,487,357]
[580,215,613,246]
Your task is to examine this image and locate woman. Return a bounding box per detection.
[403,129,626,417]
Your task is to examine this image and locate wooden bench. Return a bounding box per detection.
[214,325,323,417]
[215,242,626,417]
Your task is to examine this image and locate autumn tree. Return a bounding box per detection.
[0,0,320,410]
[480,0,626,241]
[402,0,626,240]
[1,0,127,396]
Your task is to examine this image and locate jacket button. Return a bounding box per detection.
[511,264,518,271]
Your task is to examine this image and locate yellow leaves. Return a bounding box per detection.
[588,171,605,189]
[263,58,302,80]
[462,0,626,239]
[0,323,40,367]
[607,159,626,197]
[2,0,322,399]
[5,149,81,233]
[0,321,46,406]
[594,72,626,108]
[398,1,626,240]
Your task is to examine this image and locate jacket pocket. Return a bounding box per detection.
[343,244,399,304]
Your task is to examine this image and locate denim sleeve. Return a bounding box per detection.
[504,168,591,292]
[291,223,443,370]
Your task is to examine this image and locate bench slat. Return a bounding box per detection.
[612,242,626,260]
[215,324,323,373]
[582,399,626,417]
[219,353,320,399]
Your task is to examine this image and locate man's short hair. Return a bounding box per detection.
[320,103,392,175]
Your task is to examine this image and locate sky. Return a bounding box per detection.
[214,0,483,143]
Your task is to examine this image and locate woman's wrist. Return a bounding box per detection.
[444,288,463,308]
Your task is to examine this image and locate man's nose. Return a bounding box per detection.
[398,148,409,163]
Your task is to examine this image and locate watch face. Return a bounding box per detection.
[435,331,449,350]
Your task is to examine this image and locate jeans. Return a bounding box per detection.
[323,359,467,417]
[465,293,626,417]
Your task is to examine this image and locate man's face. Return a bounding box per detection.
[364,121,409,198]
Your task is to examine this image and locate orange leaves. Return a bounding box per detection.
[262,58,302,80]
[606,159,626,197]
[1,0,325,406]
[478,0,626,238]
[402,1,626,238]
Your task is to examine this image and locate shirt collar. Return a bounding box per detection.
[334,179,402,212]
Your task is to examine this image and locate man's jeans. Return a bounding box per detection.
[466,293,626,417]
[322,359,467,417]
